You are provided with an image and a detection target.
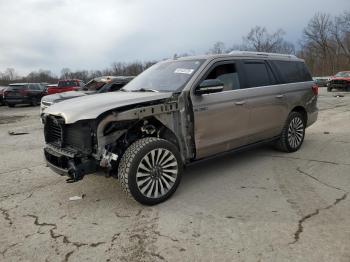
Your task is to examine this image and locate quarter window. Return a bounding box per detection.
[272,61,312,83]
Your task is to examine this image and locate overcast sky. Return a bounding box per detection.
[0,0,349,75]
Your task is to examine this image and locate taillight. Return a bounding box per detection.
[312,84,319,96]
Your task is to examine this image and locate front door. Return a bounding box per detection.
[191,61,251,159]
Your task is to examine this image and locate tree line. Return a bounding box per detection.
[0,12,349,86]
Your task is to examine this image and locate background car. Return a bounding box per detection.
[327,71,350,92]
[43,83,58,95]
[0,86,6,105]
[3,83,45,107]
[40,76,134,114]
[313,76,330,87]
[46,79,85,95]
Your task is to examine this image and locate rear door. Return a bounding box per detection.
[241,60,286,143]
[191,60,251,158]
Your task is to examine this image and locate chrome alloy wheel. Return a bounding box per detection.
[136,148,178,199]
[287,117,304,149]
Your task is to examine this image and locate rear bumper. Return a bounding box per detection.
[307,110,318,127]
[4,97,31,104]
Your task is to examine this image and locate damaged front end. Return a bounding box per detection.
[43,96,188,183]
[43,115,100,182]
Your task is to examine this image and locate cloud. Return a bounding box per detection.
[0,0,348,75]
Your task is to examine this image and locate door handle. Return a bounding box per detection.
[235,101,246,105]
[275,94,284,99]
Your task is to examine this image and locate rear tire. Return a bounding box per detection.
[7,103,15,108]
[327,86,332,92]
[31,98,38,106]
[275,111,305,153]
[118,137,183,205]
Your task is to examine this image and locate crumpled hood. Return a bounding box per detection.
[42,91,92,103]
[45,91,173,124]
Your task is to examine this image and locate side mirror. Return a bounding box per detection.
[195,79,224,95]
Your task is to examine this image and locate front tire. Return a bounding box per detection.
[275,111,305,153]
[118,137,183,205]
[327,86,332,92]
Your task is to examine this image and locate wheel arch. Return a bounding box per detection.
[291,106,307,125]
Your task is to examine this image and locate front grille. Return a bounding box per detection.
[44,115,93,154]
[45,116,64,144]
[331,80,347,85]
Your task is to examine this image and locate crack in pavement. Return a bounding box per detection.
[0,243,18,257]
[0,180,62,203]
[296,167,346,192]
[265,154,350,166]
[0,207,13,226]
[290,192,348,244]
[24,214,108,261]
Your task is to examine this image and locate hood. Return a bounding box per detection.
[42,91,91,103]
[45,91,173,124]
[330,77,350,81]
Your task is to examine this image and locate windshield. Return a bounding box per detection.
[123,59,205,92]
[335,72,350,77]
[83,81,106,91]
[58,80,78,88]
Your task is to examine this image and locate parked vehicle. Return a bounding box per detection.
[0,86,6,105]
[3,83,45,107]
[46,79,85,95]
[40,76,134,115]
[327,71,350,92]
[44,83,58,94]
[42,51,318,205]
[313,76,330,87]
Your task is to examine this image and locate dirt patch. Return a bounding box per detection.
[0,115,27,124]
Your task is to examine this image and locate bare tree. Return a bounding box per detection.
[243,26,295,54]
[60,68,71,79]
[209,41,226,54]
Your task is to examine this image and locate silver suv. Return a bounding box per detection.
[42,51,318,205]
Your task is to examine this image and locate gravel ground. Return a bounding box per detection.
[0,88,349,262]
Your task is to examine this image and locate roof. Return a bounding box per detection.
[9,83,42,86]
[175,51,302,62]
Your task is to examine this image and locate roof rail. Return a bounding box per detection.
[228,50,297,59]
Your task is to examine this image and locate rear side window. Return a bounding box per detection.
[243,62,274,88]
[272,61,312,83]
[7,85,27,90]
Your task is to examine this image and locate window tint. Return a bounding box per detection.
[7,85,27,91]
[273,61,312,83]
[204,63,240,91]
[243,62,272,88]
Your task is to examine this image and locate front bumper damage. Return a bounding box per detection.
[44,144,99,183]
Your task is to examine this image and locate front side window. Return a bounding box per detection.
[243,62,272,88]
[203,63,240,91]
[123,59,205,92]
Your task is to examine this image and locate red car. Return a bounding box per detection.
[46,79,85,95]
[327,71,350,92]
